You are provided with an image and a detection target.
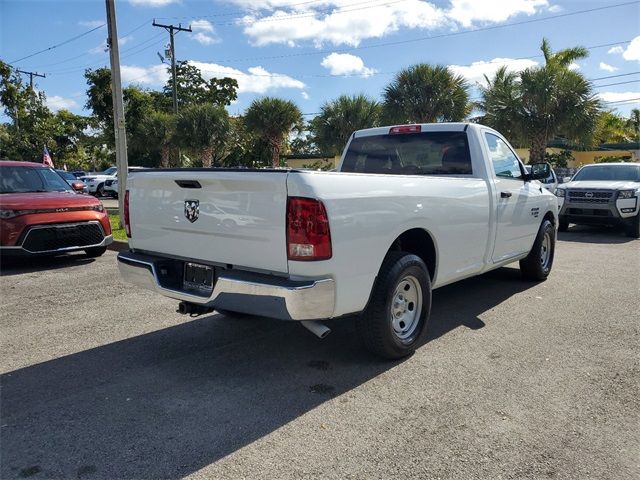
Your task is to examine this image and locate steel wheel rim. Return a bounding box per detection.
[390,275,422,340]
[540,231,551,269]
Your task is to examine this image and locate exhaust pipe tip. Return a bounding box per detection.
[177,301,213,316]
[301,320,331,339]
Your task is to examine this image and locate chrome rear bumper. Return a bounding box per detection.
[117,250,335,321]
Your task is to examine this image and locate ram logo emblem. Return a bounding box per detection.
[184,200,200,223]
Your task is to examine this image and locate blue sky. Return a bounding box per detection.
[1,0,639,120]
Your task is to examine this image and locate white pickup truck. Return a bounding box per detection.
[118,123,558,359]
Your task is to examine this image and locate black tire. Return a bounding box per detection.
[96,183,105,197]
[85,246,107,257]
[558,216,569,232]
[625,212,640,239]
[520,219,555,281]
[356,251,432,360]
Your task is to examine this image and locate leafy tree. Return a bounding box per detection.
[311,94,381,156]
[165,61,238,108]
[544,149,573,168]
[382,64,470,124]
[244,97,302,168]
[627,108,640,142]
[134,111,176,167]
[479,39,601,164]
[593,111,635,145]
[175,104,230,167]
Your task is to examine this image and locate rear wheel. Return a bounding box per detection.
[520,219,555,281]
[558,215,569,232]
[625,212,640,239]
[85,246,107,257]
[356,251,431,360]
[96,183,105,197]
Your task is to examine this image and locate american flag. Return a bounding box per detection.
[42,146,54,168]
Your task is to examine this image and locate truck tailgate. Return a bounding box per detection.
[127,170,289,273]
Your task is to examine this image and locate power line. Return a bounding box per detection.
[202,1,639,64]
[604,97,640,104]
[594,79,640,88]
[591,71,640,81]
[8,24,106,64]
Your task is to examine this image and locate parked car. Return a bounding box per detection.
[81,166,116,197]
[71,171,88,179]
[0,161,112,257]
[56,169,88,193]
[556,163,640,237]
[117,123,558,359]
[91,167,144,198]
[525,164,558,193]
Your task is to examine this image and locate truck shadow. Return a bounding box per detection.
[558,225,636,244]
[0,253,96,277]
[1,267,533,479]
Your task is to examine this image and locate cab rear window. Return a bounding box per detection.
[341,131,472,175]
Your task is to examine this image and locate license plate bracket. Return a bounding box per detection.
[183,262,215,294]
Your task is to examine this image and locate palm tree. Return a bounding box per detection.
[175,104,230,167]
[382,64,470,124]
[593,111,635,145]
[135,111,175,167]
[479,38,601,163]
[245,97,302,168]
[311,94,381,156]
[477,67,525,146]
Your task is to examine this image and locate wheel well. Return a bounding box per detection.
[543,211,555,225]
[388,228,436,280]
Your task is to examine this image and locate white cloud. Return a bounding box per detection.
[191,19,219,45]
[597,91,640,106]
[119,61,306,94]
[607,46,624,55]
[622,36,640,61]
[447,0,548,28]
[237,0,550,47]
[599,62,618,73]
[128,0,178,6]
[189,61,306,93]
[240,0,449,47]
[547,4,562,12]
[78,20,104,28]
[448,58,538,86]
[301,91,309,100]
[320,53,376,77]
[121,64,169,85]
[46,96,79,111]
[568,62,580,71]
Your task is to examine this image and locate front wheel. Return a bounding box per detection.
[520,219,555,281]
[625,212,640,239]
[356,252,431,360]
[96,183,105,197]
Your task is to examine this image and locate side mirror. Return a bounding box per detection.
[71,182,85,192]
[527,162,551,181]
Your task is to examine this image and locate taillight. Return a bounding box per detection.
[287,197,332,261]
[389,124,421,134]
[124,190,131,238]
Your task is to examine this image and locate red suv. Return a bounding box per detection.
[0,161,112,257]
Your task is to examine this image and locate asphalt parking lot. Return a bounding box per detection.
[1,226,638,479]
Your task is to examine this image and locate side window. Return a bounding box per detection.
[484,133,523,180]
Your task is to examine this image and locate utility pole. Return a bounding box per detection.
[105,0,128,226]
[16,70,45,90]
[152,20,191,114]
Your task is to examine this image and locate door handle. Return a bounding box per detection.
[500,191,512,198]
